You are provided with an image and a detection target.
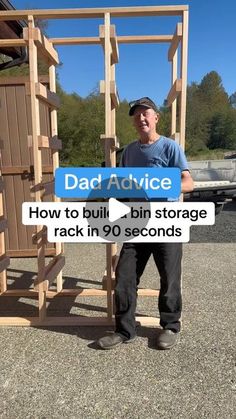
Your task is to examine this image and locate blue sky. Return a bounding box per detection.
[11,0,236,107]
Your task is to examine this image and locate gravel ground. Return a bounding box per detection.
[190,200,236,243]
[0,203,235,419]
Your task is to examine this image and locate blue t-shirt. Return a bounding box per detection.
[120,136,189,201]
[120,136,189,171]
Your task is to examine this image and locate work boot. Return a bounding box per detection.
[97,332,137,350]
[157,329,178,350]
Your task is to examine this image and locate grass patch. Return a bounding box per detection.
[187,149,232,161]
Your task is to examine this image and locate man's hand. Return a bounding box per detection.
[181,170,194,193]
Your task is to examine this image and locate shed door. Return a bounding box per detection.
[0,76,56,257]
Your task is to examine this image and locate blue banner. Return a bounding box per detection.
[55,167,181,199]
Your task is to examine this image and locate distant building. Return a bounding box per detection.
[0,0,27,69]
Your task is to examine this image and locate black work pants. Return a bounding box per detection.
[115,242,182,339]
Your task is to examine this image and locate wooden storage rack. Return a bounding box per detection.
[0,5,188,326]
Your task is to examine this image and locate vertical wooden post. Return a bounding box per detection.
[104,13,112,165]
[104,12,113,320]
[49,64,63,292]
[0,215,7,293]
[179,10,189,149]
[110,66,116,143]
[110,38,118,278]
[28,15,46,321]
[171,50,178,140]
[0,163,7,293]
[179,10,189,328]
[100,21,119,303]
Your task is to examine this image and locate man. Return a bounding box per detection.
[98,97,194,350]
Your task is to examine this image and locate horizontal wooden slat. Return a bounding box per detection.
[118,35,174,44]
[0,316,114,327]
[28,135,62,150]
[2,288,159,298]
[0,317,40,326]
[0,75,49,86]
[138,289,159,296]
[102,274,159,293]
[55,288,106,297]
[0,39,27,47]
[0,6,188,21]
[44,254,65,288]
[0,218,7,233]
[168,22,183,61]
[136,316,160,327]
[1,165,53,175]
[167,79,182,106]
[0,316,159,327]
[35,82,60,109]
[2,289,107,297]
[50,37,101,45]
[0,255,10,273]
[50,35,174,45]
[2,165,34,175]
[23,27,59,65]
[6,249,55,258]
[30,180,55,197]
[103,277,160,295]
[99,25,119,64]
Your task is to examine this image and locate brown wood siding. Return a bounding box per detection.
[0,76,55,256]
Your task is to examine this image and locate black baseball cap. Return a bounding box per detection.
[129,97,159,116]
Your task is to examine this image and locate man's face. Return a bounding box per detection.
[132,106,159,136]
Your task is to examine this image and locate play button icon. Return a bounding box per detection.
[85,176,151,241]
[108,198,131,222]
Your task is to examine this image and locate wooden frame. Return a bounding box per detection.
[0,142,10,294]
[0,5,189,326]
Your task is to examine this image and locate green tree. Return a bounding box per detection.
[58,88,105,166]
[208,109,236,150]
[198,71,229,112]
[116,100,136,147]
[78,93,105,166]
[57,89,82,164]
[158,105,171,138]
[186,82,210,153]
[185,71,235,154]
